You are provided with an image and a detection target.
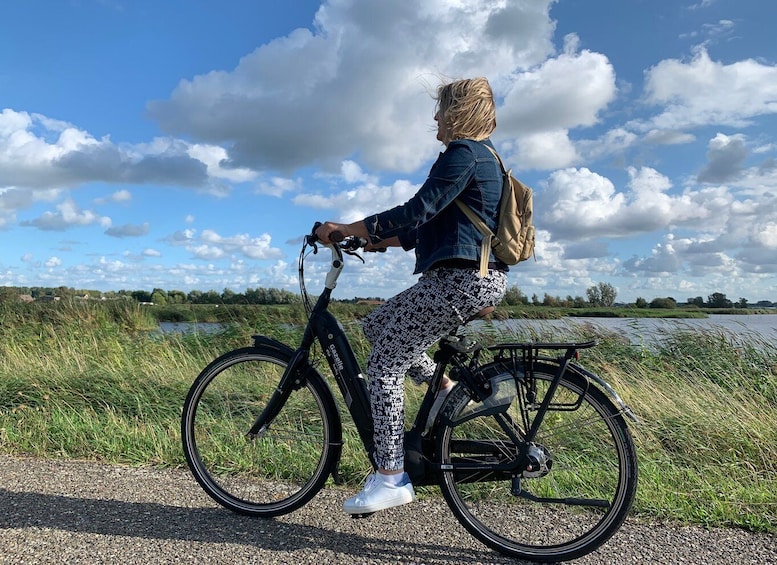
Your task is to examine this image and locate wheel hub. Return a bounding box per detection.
[522,443,552,478]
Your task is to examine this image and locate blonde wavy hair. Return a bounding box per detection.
[435,77,496,145]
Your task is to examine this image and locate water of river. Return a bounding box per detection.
[489,314,777,347]
[158,321,225,335]
[160,314,777,347]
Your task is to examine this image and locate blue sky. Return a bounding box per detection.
[2,0,777,303]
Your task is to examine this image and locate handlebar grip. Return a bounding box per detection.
[330,230,345,243]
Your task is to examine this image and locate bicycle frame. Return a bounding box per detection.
[246,230,637,484]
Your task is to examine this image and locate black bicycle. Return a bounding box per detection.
[181,223,639,563]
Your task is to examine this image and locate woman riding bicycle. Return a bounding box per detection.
[315,77,508,515]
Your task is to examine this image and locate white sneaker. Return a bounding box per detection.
[425,383,454,430]
[343,473,416,515]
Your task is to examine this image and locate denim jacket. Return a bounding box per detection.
[363,138,506,274]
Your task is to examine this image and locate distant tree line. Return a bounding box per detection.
[137,287,301,305]
[502,282,620,308]
[0,285,299,305]
[0,284,774,309]
[634,292,767,310]
[501,284,775,310]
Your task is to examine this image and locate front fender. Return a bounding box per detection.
[251,334,296,360]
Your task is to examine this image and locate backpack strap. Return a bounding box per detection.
[483,144,507,174]
[453,142,503,277]
[454,200,493,277]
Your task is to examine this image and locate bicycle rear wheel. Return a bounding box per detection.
[437,361,637,562]
[181,347,341,517]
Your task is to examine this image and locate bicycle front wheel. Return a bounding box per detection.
[437,361,638,562]
[181,347,342,517]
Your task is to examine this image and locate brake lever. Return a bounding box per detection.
[342,248,365,263]
[305,222,323,253]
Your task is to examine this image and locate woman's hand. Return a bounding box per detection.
[315,220,370,244]
[315,221,347,244]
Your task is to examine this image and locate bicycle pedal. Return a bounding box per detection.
[350,512,375,519]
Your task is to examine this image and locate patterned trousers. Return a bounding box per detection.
[361,267,507,470]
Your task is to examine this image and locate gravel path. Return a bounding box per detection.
[1,455,774,564]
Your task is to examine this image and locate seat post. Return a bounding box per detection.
[465,305,495,324]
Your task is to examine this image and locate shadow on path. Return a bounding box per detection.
[0,488,521,564]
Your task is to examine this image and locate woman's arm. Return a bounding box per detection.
[315,143,475,248]
[362,143,476,243]
[365,236,401,251]
[316,221,401,250]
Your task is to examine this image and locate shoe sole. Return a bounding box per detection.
[343,492,417,515]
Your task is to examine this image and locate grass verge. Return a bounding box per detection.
[0,301,774,533]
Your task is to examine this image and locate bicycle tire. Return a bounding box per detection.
[181,346,342,517]
[436,360,638,562]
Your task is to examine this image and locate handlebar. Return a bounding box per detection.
[308,223,370,251]
[301,222,379,299]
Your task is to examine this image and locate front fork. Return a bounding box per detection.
[246,347,311,438]
[246,312,378,470]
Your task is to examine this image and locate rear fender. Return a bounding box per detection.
[567,362,640,423]
[450,357,639,424]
